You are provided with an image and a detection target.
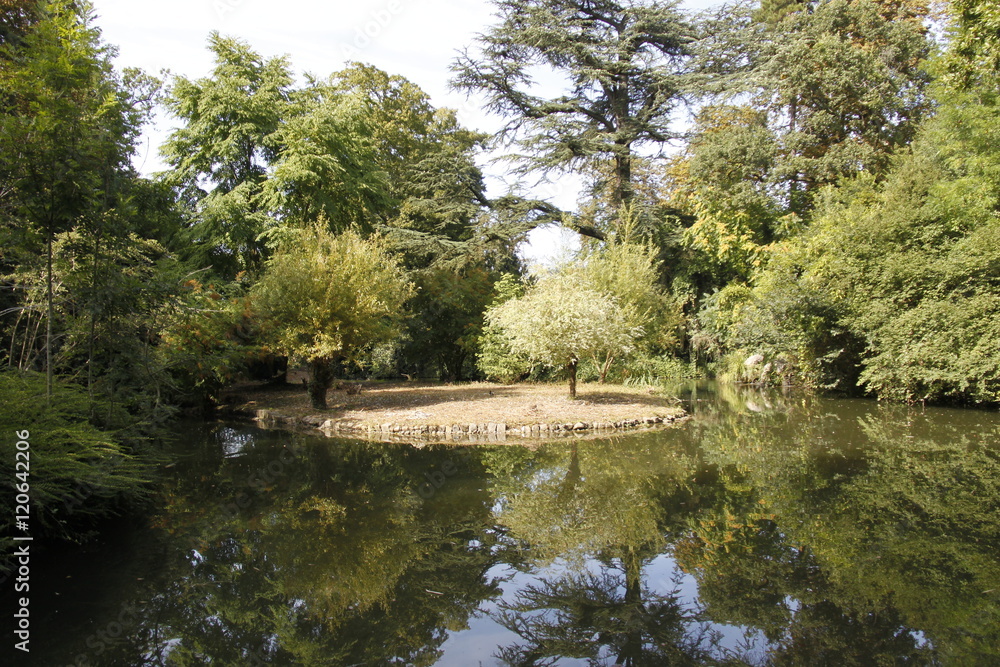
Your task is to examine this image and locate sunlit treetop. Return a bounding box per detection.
[452,0,698,210]
[945,0,1000,92]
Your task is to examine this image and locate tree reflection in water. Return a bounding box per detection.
[484,384,999,665]
[26,385,1000,665]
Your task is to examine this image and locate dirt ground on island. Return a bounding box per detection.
[224,376,684,429]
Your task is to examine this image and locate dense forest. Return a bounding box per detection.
[1,0,999,546]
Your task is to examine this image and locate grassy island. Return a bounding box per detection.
[223,378,687,442]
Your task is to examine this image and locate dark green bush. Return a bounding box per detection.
[0,371,153,568]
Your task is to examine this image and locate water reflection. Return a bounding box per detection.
[8,385,1000,666]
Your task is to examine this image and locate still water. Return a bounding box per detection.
[8,384,1000,665]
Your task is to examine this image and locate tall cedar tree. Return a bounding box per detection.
[452,0,696,217]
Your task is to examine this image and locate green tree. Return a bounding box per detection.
[452,0,696,219]
[0,0,39,47]
[485,271,641,397]
[331,63,489,233]
[259,85,389,235]
[945,0,1000,91]
[327,63,497,270]
[665,104,785,285]
[751,0,932,212]
[753,0,812,25]
[689,0,932,228]
[0,371,150,551]
[573,240,681,381]
[476,273,532,383]
[701,0,1000,401]
[401,265,496,381]
[252,226,412,409]
[156,280,257,408]
[738,0,1000,401]
[160,32,292,280]
[0,0,156,401]
[813,90,1000,402]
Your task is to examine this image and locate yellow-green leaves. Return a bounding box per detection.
[252,226,413,367]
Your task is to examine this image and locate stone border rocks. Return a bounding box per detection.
[252,409,687,443]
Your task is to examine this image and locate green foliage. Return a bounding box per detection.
[685,0,932,230]
[814,83,1000,402]
[577,352,700,386]
[452,0,696,213]
[0,371,151,556]
[0,0,182,421]
[753,0,813,25]
[571,241,684,380]
[0,0,38,47]
[668,1,1000,403]
[480,242,681,387]
[162,49,495,276]
[0,0,139,241]
[252,225,412,407]
[4,205,185,425]
[400,265,496,381]
[694,247,860,389]
[476,273,532,383]
[667,105,786,284]
[576,242,682,352]
[752,0,932,202]
[54,230,181,420]
[329,63,488,245]
[261,86,390,235]
[253,226,412,365]
[945,0,1000,91]
[157,281,256,406]
[485,269,642,396]
[160,32,292,279]
[705,59,1000,401]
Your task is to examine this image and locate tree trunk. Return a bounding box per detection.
[567,355,578,398]
[88,228,100,405]
[45,232,53,404]
[787,95,806,216]
[614,150,633,211]
[616,548,644,665]
[610,80,633,212]
[308,358,334,410]
[557,444,581,502]
[452,350,467,382]
[598,352,614,384]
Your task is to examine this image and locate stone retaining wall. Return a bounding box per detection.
[253,410,687,443]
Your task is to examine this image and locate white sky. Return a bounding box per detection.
[90,0,720,264]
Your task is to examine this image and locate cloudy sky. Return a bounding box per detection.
[89,0,719,262]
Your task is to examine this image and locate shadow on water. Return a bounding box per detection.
[4,384,999,665]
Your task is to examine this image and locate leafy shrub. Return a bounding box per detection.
[158,281,256,407]
[477,274,532,383]
[613,353,701,386]
[0,371,152,567]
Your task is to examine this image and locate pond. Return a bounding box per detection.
[5,383,1000,665]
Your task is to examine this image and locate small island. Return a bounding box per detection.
[224,378,687,443]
